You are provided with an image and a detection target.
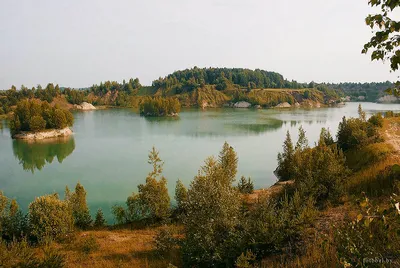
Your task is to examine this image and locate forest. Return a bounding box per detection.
[1,106,399,267]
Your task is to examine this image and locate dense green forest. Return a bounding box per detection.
[326,81,394,101]
[1,107,399,267]
[10,99,74,134]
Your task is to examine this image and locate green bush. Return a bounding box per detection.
[0,239,65,267]
[29,194,74,240]
[368,112,384,127]
[0,198,28,242]
[154,227,177,257]
[80,235,99,255]
[182,144,242,267]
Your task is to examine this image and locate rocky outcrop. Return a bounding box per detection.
[74,102,96,110]
[13,127,73,140]
[377,95,399,103]
[275,102,291,108]
[234,101,252,108]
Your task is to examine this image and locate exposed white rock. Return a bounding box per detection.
[294,102,301,108]
[13,127,73,140]
[377,95,399,103]
[74,102,96,110]
[234,101,252,108]
[254,105,262,109]
[275,102,291,108]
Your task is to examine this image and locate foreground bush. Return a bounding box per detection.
[182,144,241,267]
[0,198,28,242]
[29,194,74,239]
[335,194,400,267]
[0,239,65,268]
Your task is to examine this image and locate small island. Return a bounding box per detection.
[139,97,180,117]
[10,99,74,140]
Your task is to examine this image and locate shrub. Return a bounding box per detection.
[337,116,380,151]
[154,227,177,257]
[182,143,242,267]
[237,176,254,194]
[245,191,317,259]
[368,112,384,127]
[1,199,29,242]
[80,235,99,255]
[0,238,65,267]
[235,250,256,268]
[335,194,400,267]
[29,194,74,239]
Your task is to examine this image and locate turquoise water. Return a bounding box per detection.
[0,102,399,221]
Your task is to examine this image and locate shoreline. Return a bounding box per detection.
[12,127,73,140]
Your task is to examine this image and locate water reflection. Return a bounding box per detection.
[227,118,283,134]
[144,116,181,123]
[12,136,75,173]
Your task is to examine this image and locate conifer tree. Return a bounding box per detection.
[69,182,92,229]
[94,208,106,227]
[218,142,238,185]
[295,126,309,151]
[137,147,170,221]
[276,131,295,181]
[358,104,366,122]
[175,179,188,212]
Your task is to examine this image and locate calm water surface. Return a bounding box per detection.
[1,102,399,220]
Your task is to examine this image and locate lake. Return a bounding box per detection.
[1,102,399,221]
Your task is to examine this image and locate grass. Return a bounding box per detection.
[345,117,400,197]
[345,142,393,171]
[36,226,182,268]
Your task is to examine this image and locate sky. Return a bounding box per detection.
[0,0,399,89]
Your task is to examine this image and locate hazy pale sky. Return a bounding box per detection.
[0,0,399,89]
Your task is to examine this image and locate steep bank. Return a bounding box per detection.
[12,127,73,140]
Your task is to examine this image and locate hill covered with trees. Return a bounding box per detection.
[0,67,397,117]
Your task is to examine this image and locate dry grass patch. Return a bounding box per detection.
[46,226,181,268]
